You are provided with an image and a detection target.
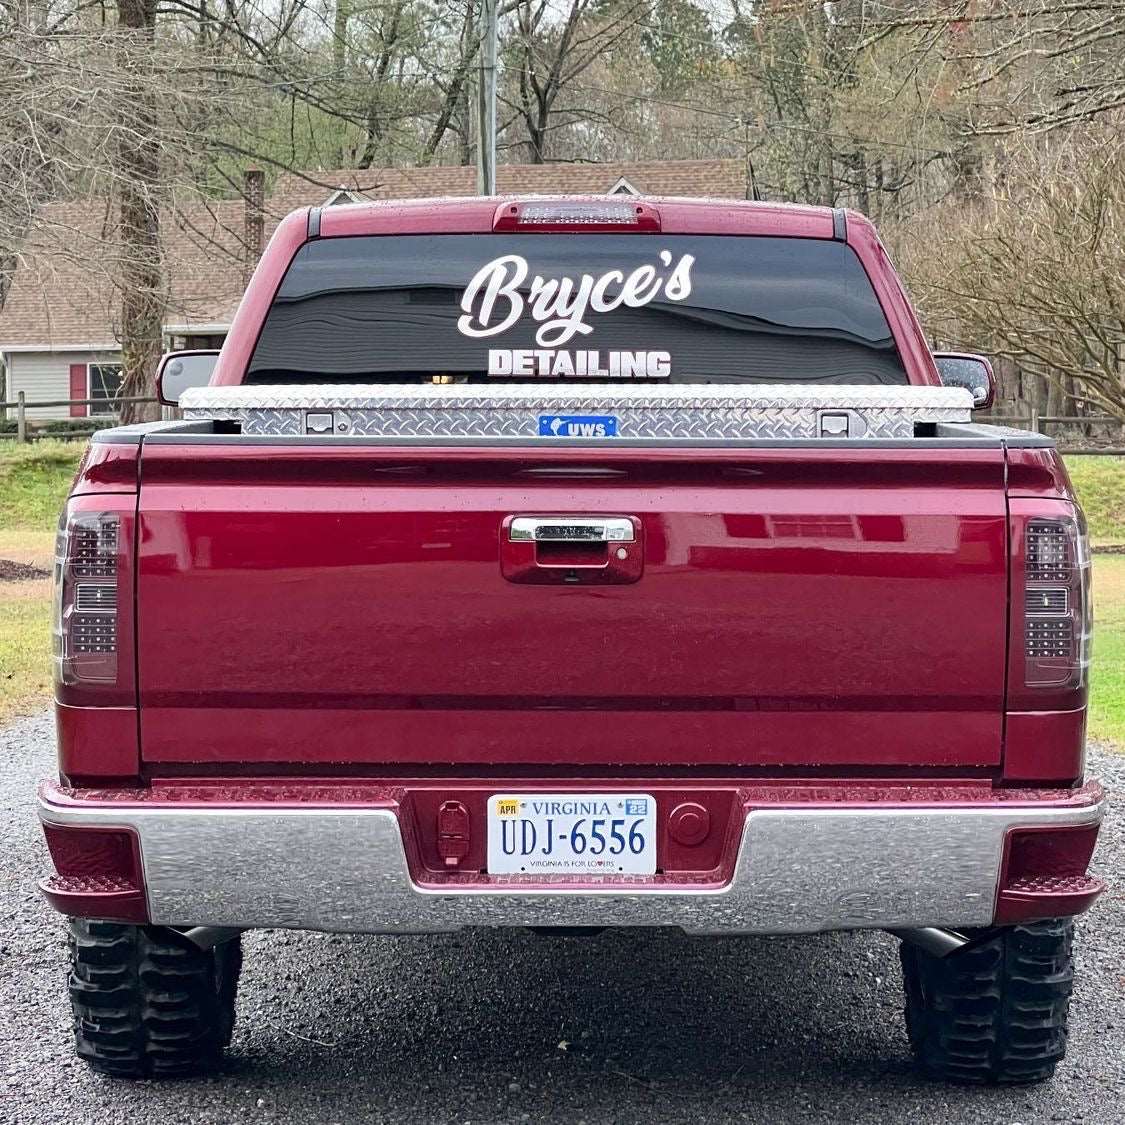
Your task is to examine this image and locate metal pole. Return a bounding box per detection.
[16,390,26,443]
[475,0,498,195]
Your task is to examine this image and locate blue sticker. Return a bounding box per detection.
[538,414,619,438]
[624,799,648,816]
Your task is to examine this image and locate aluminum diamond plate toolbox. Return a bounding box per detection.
[180,383,974,440]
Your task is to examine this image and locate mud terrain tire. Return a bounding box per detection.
[900,918,1073,1084]
[68,920,241,1077]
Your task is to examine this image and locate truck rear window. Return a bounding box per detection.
[246,233,908,385]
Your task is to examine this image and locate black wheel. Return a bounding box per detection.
[900,918,1074,1084]
[68,920,242,1077]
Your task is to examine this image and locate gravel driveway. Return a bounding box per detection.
[2,710,1121,1124]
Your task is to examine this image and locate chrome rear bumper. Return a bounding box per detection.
[38,781,1105,936]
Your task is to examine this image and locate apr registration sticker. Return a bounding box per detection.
[539,414,618,438]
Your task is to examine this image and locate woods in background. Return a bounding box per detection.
[2,0,1124,418]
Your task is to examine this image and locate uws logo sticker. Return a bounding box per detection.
[456,251,695,378]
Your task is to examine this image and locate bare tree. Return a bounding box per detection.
[116,0,164,423]
[0,1,258,413]
[898,131,1125,418]
[418,1,479,165]
[0,0,67,310]
[506,0,651,163]
[848,0,1125,134]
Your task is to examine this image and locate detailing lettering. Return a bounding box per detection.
[491,349,670,378]
[457,250,695,347]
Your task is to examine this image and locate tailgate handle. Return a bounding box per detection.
[501,515,643,585]
[508,517,635,543]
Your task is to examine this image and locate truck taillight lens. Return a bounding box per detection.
[53,511,121,684]
[1024,514,1091,688]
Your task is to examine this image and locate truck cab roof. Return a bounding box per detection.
[303,192,870,243]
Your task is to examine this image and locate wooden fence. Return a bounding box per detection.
[985,413,1125,455]
[0,392,161,442]
[2,391,1123,452]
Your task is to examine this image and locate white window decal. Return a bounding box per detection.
[457,250,695,348]
[488,349,671,378]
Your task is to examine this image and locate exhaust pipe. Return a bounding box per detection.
[180,925,244,951]
[890,927,971,958]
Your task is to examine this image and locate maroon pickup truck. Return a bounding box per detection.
[40,196,1103,1084]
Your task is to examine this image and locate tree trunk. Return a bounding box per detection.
[358,100,382,168]
[821,144,835,206]
[524,84,550,163]
[0,256,14,313]
[116,0,163,424]
[854,151,869,215]
[1031,371,1049,424]
[419,4,476,165]
[333,0,349,71]
[457,79,473,165]
[197,0,211,48]
[527,112,547,163]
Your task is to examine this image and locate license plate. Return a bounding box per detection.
[487,793,657,875]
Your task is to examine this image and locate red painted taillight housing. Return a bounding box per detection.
[53,495,136,709]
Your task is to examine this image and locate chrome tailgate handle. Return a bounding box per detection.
[501,515,643,585]
[508,516,635,544]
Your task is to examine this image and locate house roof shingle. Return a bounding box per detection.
[1,159,747,350]
[0,199,246,349]
[268,158,747,216]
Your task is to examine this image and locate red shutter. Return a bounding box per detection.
[69,364,86,417]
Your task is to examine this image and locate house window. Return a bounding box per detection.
[184,334,227,350]
[88,363,123,416]
[168,333,227,351]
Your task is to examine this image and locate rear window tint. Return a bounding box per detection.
[246,233,908,385]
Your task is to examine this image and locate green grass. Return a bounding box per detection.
[0,588,53,719]
[0,441,82,718]
[0,441,1121,741]
[0,440,83,535]
[1066,456,1125,548]
[1091,557,1125,745]
[1066,458,1125,742]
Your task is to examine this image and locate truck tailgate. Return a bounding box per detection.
[135,443,1008,769]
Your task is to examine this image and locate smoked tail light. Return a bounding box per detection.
[1023,512,1091,690]
[51,493,138,782]
[53,509,122,686]
[52,498,135,710]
